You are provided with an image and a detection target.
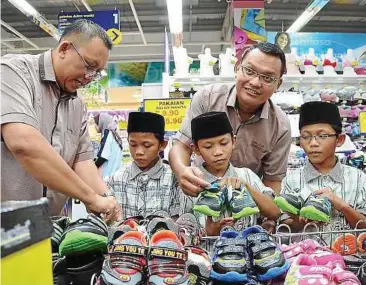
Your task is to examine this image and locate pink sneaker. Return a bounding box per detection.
[281,243,304,262]
[310,251,345,268]
[300,239,331,254]
[332,266,361,285]
[284,254,334,285]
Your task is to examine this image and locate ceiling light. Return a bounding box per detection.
[8,0,38,17]
[166,0,183,33]
[287,0,330,33]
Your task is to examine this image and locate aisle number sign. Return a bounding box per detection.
[144,99,191,132]
[58,10,121,44]
[359,111,366,135]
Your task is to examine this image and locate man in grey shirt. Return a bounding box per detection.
[170,42,292,196]
[1,20,121,222]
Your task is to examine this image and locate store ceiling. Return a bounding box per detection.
[1,0,366,61]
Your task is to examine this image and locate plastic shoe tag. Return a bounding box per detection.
[109,244,148,256]
[227,185,233,202]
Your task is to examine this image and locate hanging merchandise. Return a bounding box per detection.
[343,49,359,76]
[219,48,237,76]
[173,47,193,78]
[322,48,338,76]
[303,48,320,76]
[198,48,217,77]
[285,48,302,75]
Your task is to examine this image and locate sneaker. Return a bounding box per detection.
[66,253,104,285]
[284,254,333,285]
[51,216,70,285]
[310,251,345,268]
[146,216,179,238]
[210,229,249,283]
[333,266,361,285]
[59,214,108,257]
[108,218,139,246]
[242,226,289,282]
[98,231,148,285]
[51,216,70,253]
[357,232,366,253]
[228,185,259,219]
[193,183,226,217]
[357,262,366,285]
[148,230,189,285]
[332,234,357,255]
[300,194,332,223]
[176,213,201,246]
[274,190,304,215]
[185,246,211,285]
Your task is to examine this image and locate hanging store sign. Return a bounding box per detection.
[58,10,121,44]
[359,111,366,135]
[143,98,191,132]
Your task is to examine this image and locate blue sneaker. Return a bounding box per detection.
[300,194,332,223]
[193,183,226,217]
[210,229,249,283]
[228,185,259,220]
[242,226,289,282]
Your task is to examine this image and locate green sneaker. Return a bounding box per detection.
[300,194,332,223]
[193,183,226,217]
[229,186,259,220]
[274,190,304,215]
[59,214,108,257]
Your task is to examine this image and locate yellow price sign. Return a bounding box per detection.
[359,111,366,135]
[106,28,122,44]
[144,98,191,132]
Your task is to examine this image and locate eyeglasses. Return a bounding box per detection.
[70,42,106,81]
[300,134,337,143]
[240,66,278,86]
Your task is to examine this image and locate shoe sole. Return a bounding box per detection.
[210,270,248,283]
[300,206,330,223]
[59,230,107,256]
[257,261,290,282]
[274,196,300,215]
[193,205,221,217]
[232,207,259,219]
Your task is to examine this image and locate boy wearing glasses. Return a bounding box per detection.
[276,102,366,236]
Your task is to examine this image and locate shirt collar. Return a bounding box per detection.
[226,85,270,120]
[198,162,237,183]
[39,50,77,100]
[303,159,343,184]
[129,158,164,180]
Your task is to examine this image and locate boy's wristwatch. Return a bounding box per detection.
[101,191,115,197]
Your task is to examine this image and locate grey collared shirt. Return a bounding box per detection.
[281,160,366,235]
[175,83,292,181]
[1,50,93,211]
[105,158,180,218]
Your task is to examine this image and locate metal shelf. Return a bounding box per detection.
[168,74,366,85]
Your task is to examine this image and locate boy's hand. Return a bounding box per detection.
[299,216,326,227]
[206,216,235,236]
[314,188,346,212]
[219,177,246,189]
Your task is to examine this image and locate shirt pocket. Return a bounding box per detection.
[63,130,79,166]
[243,142,269,173]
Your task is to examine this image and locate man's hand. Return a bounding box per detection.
[206,216,234,236]
[178,166,210,197]
[86,195,122,224]
[314,188,346,212]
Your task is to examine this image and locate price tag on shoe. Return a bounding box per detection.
[227,185,233,202]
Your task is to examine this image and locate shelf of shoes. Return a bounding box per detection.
[167,74,366,87]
